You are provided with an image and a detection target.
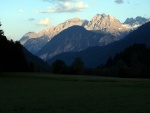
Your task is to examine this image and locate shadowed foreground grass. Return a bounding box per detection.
[0,73,150,113]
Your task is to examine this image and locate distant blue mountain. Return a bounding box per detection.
[24,35,49,55]
[124,16,149,26]
[47,22,150,68]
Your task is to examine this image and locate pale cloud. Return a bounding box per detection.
[40,1,88,13]
[75,2,88,9]
[38,18,50,26]
[18,9,24,13]
[114,0,124,4]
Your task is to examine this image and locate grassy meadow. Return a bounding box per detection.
[0,73,150,113]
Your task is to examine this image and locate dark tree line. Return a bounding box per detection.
[51,57,85,75]
[95,43,150,78]
[0,23,31,72]
[51,44,150,78]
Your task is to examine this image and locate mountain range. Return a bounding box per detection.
[20,14,130,53]
[124,16,150,26]
[20,14,150,63]
[47,22,150,68]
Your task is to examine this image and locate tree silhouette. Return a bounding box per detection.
[51,59,67,74]
[71,57,84,75]
[0,22,4,36]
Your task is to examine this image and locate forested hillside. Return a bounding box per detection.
[96,44,150,78]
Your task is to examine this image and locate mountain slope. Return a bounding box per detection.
[47,22,150,68]
[37,25,105,60]
[23,35,49,54]
[23,48,49,71]
[20,32,38,45]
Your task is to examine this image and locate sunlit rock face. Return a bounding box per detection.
[85,14,130,36]
[20,32,38,45]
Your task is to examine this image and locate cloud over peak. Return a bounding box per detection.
[38,18,50,26]
[75,1,88,9]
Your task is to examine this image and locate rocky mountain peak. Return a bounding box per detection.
[38,26,56,37]
[20,32,37,45]
[91,14,116,22]
[62,17,88,27]
[124,16,149,26]
[85,14,128,36]
[24,32,37,38]
[66,17,81,22]
[92,14,108,21]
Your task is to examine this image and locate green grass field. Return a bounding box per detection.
[0,73,150,113]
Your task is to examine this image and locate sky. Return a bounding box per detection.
[0,0,150,41]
